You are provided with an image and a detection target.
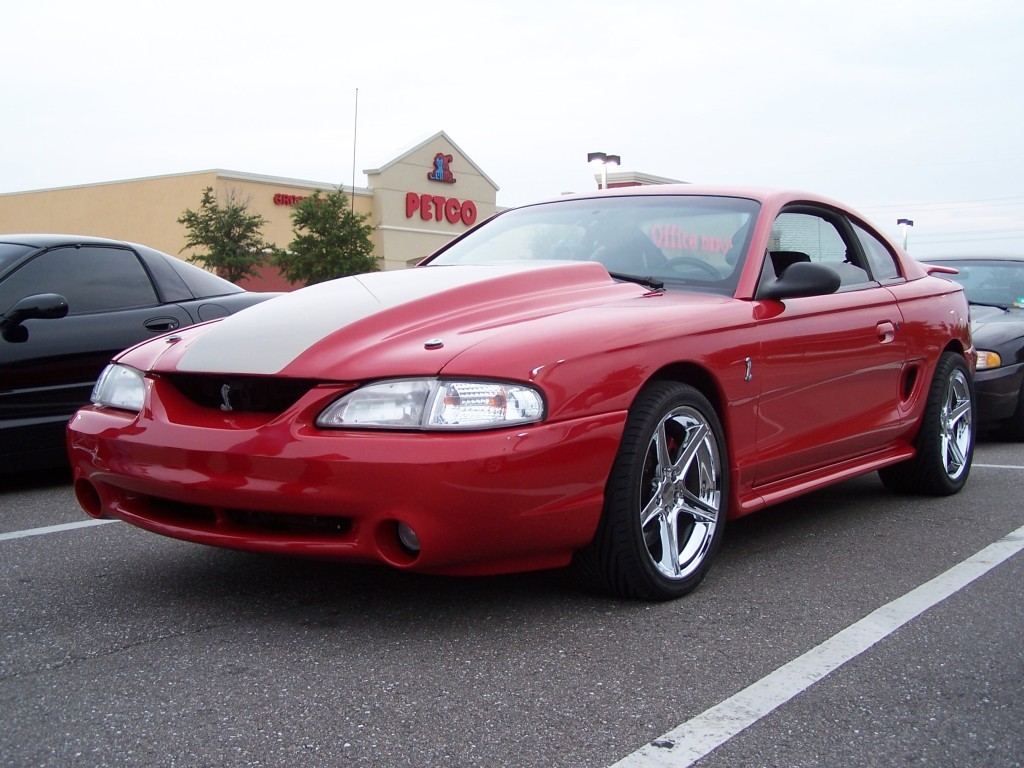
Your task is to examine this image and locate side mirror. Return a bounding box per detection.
[758,262,841,301]
[1,293,69,342]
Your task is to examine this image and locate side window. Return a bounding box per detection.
[770,212,870,289]
[0,246,158,315]
[853,223,901,281]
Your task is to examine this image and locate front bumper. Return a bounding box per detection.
[974,362,1024,425]
[67,400,625,576]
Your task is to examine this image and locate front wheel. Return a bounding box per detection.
[879,351,975,495]
[572,381,728,600]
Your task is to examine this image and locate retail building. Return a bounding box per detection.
[0,131,499,291]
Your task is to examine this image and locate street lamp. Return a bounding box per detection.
[897,218,914,250]
[588,151,621,190]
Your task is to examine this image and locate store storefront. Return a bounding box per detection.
[0,131,499,291]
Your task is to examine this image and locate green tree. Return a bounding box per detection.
[274,188,378,286]
[177,187,276,283]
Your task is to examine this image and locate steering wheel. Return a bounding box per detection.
[663,256,722,279]
[590,235,667,273]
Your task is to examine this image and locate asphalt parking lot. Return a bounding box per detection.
[2,440,1022,768]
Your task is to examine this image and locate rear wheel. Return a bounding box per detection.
[573,381,728,600]
[879,352,974,495]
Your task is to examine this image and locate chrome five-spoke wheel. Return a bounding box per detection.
[939,366,972,482]
[572,381,729,600]
[640,405,722,581]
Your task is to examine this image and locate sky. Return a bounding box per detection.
[3,0,1022,257]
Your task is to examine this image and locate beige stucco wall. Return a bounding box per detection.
[0,171,374,262]
[0,172,222,257]
[0,131,499,285]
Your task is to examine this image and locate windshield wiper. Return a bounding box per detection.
[608,272,665,291]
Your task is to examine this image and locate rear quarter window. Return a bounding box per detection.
[854,223,901,281]
[135,244,244,299]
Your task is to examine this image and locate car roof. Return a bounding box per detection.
[0,233,137,249]
[537,184,835,206]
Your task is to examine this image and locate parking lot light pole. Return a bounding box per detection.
[897,218,914,250]
[588,152,621,190]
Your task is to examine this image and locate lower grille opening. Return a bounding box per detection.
[224,509,353,537]
[146,496,352,538]
[149,496,216,526]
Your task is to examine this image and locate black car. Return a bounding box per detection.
[1,234,279,471]
[922,254,1024,438]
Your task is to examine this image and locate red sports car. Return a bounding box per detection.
[67,187,976,600]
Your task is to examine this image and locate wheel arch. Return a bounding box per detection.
[645,361,726,420]
[936,338,977,394]
[643,361,741,479]
[942,338,974,370]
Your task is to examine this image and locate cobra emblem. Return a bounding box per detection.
[219,384,233,412]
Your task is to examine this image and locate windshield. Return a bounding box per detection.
[935,260,1024,308]
[426,194,761,295]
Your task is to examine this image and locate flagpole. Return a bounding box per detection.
[351,88,359,214]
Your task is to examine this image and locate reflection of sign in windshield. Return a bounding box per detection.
[649,224,733,255]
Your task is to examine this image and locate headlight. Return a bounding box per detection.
[976,350,1002,370]
[316,378,545,430]
[91,364,146,412]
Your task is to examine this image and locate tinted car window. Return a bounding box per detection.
[936,260,1024,308]
[0,246,157,315]
[0,243,35,274]
[136,244,244,298]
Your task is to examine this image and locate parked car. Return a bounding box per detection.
[1,234,278,472]
[67,188,975,600]
[919,254,1024,438]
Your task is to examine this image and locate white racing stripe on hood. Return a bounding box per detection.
[176,264,547,375]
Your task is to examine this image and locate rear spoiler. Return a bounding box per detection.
[922,263,959,276]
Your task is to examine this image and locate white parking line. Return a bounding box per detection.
[610,521,1024,768]
[0,518,119,542]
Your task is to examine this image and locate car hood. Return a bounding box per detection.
[969,304,1024,347]
[143,262,653,379]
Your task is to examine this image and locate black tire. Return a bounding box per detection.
[879,352,975,495]
[572,381,728,601]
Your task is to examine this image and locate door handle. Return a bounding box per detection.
[144,317,181,333]
[876,321,896,344]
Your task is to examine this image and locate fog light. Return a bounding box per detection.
[397,522,421,554]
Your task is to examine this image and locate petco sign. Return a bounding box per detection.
[405,192,478,226]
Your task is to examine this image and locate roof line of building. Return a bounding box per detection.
[0,169,373,198]
[216,169,373,197]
